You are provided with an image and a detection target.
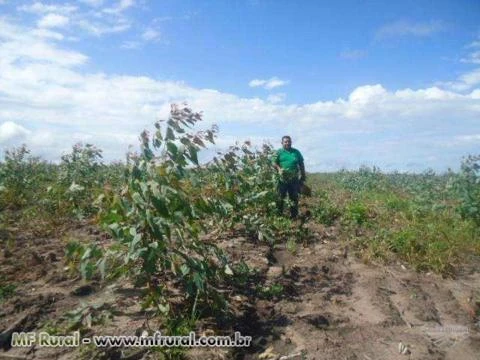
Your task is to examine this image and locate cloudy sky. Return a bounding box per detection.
[0,0,479,172]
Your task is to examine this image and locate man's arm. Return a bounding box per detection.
[299,161,306,182]
[272,151,283,174]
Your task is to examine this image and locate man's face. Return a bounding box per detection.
[282,137,292,150]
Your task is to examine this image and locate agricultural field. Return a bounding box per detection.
[0,106,479,359]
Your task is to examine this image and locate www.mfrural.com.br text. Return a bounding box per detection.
[11,331,252,348]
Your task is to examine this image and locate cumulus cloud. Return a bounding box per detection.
[0,19,88,67]
[77,18,131,36]
[103,0,136,15]
[459,38,480,64]
[267,93,286,104]
[141,28,161,42]
[439,43,480,91]
[19,0,131,37]
[442,68,480,91]
[31,28,65,40]
[249,77,289,90]
[461,51,480,64]
[0,122,31,144]
[376,20,445,39]
[38,14,70,28]
[18,2,78,14]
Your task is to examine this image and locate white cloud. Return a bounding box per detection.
[141,28,161,42]
[0,41,88,68]
[119,0,135,10]
[78,0,105,7]
[348,84,387,105]
[267,93,286,104]
[77,18,131,36]
[457,69,480,89]
[18,2,77,14]
[248,79,265,87]
[103,0,136,14]
[0,122,31,144]
[461,50,480,64]
[19,1,131,37]
[466,40,480,49]
[38,13,70,28]
[440,43,480,91]
[122,27,162,50]
[443,68,480,91]
[395,87,460,100]
[376,20,445,39]
[121,40,141,49]
[0,18,87,69]
[31,28,65,40]
[249,77,289,90]
[454,134,480,143]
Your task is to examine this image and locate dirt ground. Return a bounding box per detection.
[1,219,479,360]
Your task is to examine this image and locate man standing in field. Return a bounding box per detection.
[273,135,306,219]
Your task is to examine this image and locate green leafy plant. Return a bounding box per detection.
[98,105,230,325]
[64,240,105,280]
[257,283,284,299]
[64,302,113,331]
[344,201,370,226]
[452,155,480,225]
[59,143,105,217]
[200,141,279,243]
[0,145,47,209]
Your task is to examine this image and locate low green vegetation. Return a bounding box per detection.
[0,281,16,303]
[309,160,480,275]
[257,283,284,299]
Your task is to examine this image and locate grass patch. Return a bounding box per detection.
[0,282,16,302]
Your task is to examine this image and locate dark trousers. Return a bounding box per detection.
[277,180,300,218]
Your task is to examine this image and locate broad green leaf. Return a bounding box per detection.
[165,127,175,140]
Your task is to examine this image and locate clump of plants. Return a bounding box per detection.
[0,145,48,210]
[95,105,231,328]
[452,155,480,225]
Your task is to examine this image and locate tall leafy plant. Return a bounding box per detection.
[0,145,46,209]
[102,105,228,322]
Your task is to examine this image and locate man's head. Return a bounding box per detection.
[281,135,292,150]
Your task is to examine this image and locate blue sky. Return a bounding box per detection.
[0,0,479,172]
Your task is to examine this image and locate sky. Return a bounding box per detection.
[0,0,479,172]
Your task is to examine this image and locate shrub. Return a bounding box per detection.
[0,145,46,209]
[344,201,370,226]
[98,105,230,324]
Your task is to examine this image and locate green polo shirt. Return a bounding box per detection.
[273,147,304,181]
